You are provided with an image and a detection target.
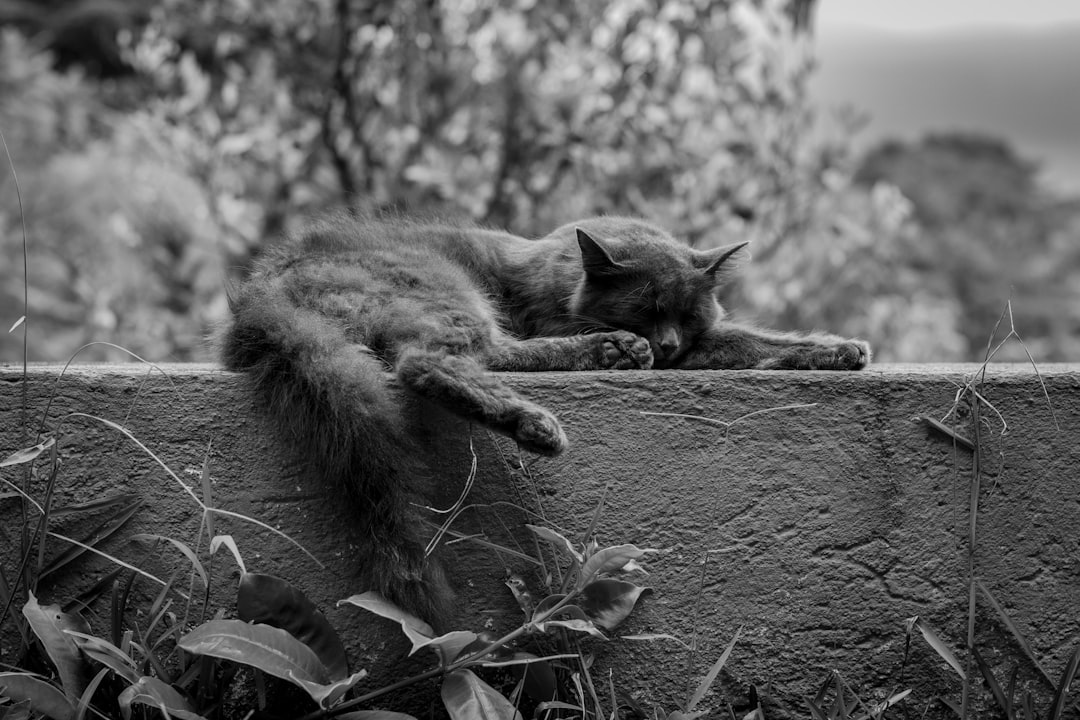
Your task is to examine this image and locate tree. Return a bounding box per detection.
[853,132,1080,360]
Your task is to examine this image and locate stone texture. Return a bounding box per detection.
[1,363,1079,718]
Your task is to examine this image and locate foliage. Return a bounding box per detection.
[3,1,1077,363]
[0,0,951,364]
[0,392,742,718]
[855,133,1080,361]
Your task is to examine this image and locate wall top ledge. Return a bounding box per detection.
[3,362,1080,379]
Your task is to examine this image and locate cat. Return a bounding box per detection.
[221,213,869,623]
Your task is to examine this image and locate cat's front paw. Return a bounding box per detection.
[796,340,871,370]
[832,340,871,370]
[597,331,654,370]
[755,338,871,370]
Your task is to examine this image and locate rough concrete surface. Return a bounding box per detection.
[1,363,1079,718]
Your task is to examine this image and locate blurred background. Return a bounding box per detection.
[0,0,1077,364]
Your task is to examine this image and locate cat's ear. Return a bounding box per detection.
[694,241,750,280]
[577,228,625,276]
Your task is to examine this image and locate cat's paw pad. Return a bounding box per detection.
[599,331,654,370]
[515,407,568,456]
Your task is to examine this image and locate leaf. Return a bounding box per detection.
[512,653,557,704]
[525,525,583,563]
[503,574,534,617]
[578,579,652,630]
[49,493,140,517]
[178,619,330,686]
[0,438,55,467]
[74,668,109,720]
[579,544,654,584]
[937,696,962,718]
[537,619,606,639]
[64,631,140,685]
[530,593,567,621]
[288,669,369,709]
[238,573,348,680]
[22,592,91,701]
[9,315,25,332]
[209,535,247,576]
[972,647,1008,715]
[803,697,830,720]
[411,630,481,661]
[1048,646,1080,720]
[909,617,965,680]
[621,633,692,650]
[976,580,1054,686]
[117,676,206,720]
[0,673,75,720]
[130,534,208,589]
[338,592,441,655]
[687,626,742,713]
[852,689,911,720]
[455,632,514,664]
[39,499,143,581]
[441,669,523,720]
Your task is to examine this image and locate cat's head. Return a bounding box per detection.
[566,218,749,368]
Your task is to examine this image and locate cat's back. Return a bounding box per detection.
[257,214,522,279]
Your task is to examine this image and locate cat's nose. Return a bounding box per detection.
[658,337,680,358]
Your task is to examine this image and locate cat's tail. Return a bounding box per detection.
[221,276,453,626]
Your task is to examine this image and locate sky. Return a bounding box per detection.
[810,1,1080,192]
[816,0,1080,32]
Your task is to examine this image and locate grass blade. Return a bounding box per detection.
[976,579,1054,687]
[971,646,1009,716]
[686,626,742,713]
[911,617,965,680]
[1048,646,1080,720]
[39,499,143,581]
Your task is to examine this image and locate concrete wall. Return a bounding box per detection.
[1,363,1078,718]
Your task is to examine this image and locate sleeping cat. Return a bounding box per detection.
[222,213,869,622]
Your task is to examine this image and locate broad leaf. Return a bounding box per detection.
[454,632,513,664]
[578,579,652,630]
[0,673,75,720]
[117,676,206,720]
[238,572,348,680]
[441,669,522,720]
[579,544,654,584]
[64,631,140,684]
[22,593,91,701]
[179,619,330,686]
[513,653,557,704]
[288,669,369,709]
[411,630,480,661]
[338,592,443,656]
[537,618,606,639]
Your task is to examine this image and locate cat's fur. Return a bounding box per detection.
[222,214,869,623]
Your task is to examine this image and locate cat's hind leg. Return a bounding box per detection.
[396,348,569,455]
